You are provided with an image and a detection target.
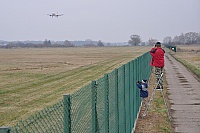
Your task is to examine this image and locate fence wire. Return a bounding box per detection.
[70,84,92,133]
[10,52,151,133]
[11,101,64,133]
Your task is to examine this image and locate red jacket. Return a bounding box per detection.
[150,47,165,67]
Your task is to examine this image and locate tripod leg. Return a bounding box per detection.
[160,88,171,121]
[142,88,156,118]
[142,73,164,118]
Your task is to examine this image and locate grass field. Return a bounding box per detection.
[172,45,200,79]
[0,46,151,126]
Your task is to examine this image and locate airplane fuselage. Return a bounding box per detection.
[48,13,63,18]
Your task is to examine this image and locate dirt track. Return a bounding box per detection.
[165,52,200,133]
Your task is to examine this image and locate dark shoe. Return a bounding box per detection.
[156,86,163,90]
[156,86,160,89]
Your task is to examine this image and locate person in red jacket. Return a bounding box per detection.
[150,42,165,89]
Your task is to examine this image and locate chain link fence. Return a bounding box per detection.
[5,52,151,133]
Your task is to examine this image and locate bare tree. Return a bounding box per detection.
[197,32,200,44]
[172,32,200,45]
[178,33,186,44]
[173,36,181,45]
[173,34,185,45]
[43,39,51,46]
[84,39,96,47]
[163,36,172,45]
[148,38,158,46]
[185,32,199,44]
[64,40,74,47]
[97,40,104,47]
[128,35,142,46]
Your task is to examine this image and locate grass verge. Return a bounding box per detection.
[134,71,173,133]
[172,56,200,80]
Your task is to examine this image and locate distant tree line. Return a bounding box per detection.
[2,31,199,49]
[0,39,106,48]
[163,32,200,45]
[0,39,76,48]
[128,32,200,46]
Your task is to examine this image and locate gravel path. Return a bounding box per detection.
[165,52,200,133]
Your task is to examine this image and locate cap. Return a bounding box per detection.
[155,42,161,47]
[142,79,147,83]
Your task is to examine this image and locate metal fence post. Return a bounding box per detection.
[138,57,142,105]
[125,63,131,133]
[122,65,126,133]
[130,61,134,128]
[91,81,98,133]
[104,74,109,133]
[136,58,141,110]
[63,94,71,133]
[114,69,119,133]
[133,60,137,120]
[0,127,10,133]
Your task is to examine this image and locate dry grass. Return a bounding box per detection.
[175,45,200,69]
[172,45,200,79]
[0,46,150,126]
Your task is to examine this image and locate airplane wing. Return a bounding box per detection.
[57,14,64,16]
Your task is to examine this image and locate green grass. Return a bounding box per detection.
[174,57,200,78]
[171,45,200,79]
[159,123,172,133]
[0,47,150,126]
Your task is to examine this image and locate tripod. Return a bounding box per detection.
[142,72,171,121]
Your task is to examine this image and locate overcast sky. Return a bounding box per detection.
[0,0,200,43]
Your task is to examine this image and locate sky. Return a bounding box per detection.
[0,0,200,43]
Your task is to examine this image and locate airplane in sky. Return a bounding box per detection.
[47,13,64,18]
